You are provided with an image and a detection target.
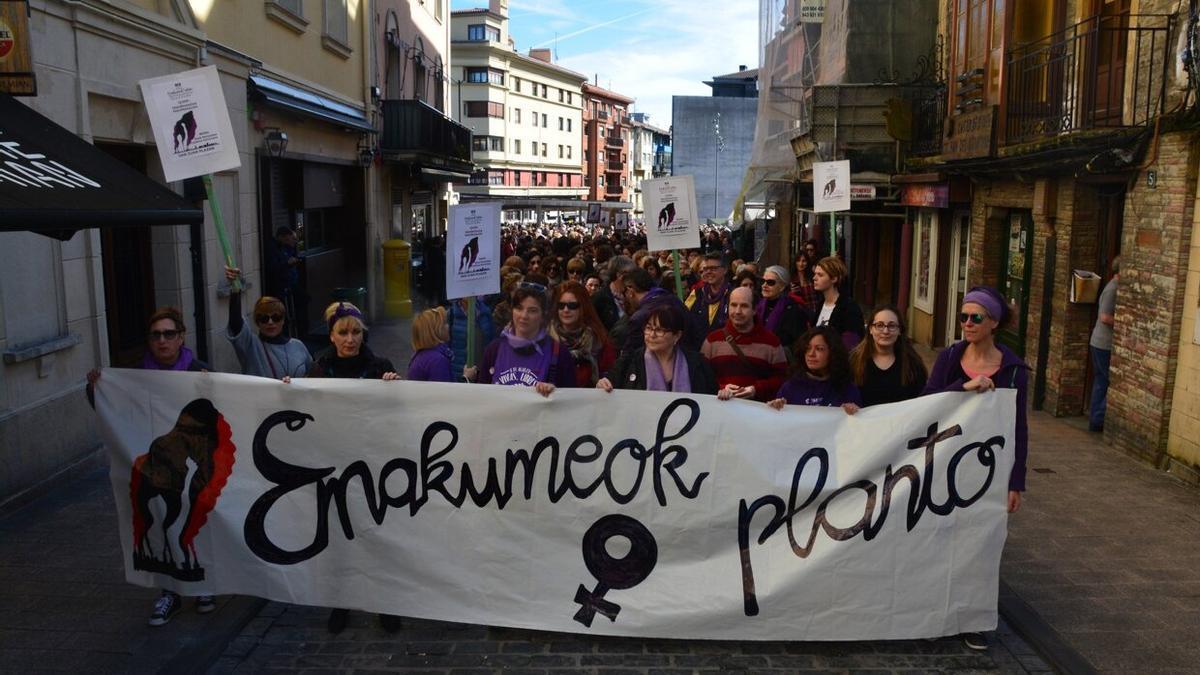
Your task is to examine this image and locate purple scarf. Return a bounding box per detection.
[755,295,792,335]
[643,347,691,392]
[502,326,547,354]
[141,346,195,371]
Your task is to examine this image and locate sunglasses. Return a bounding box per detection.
[761,278,778,287]
[256,313,285,324]
[518,281,547,293]
[959,312,988,325]
[558,301,581,310]
[148,329,181,341]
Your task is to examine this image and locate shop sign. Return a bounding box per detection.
[850,184,876,200]
[943,106,996,160]
[798,0,826,23]
[0,1,36,96]
[901,184,950,208]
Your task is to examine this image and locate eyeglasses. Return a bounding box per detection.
[256,313,285,324]
[643,325,673,337]
[959,312,988,325]
[870,322,901,332]
[148,329,181,341]
[558,301,581,310]
[761,278,779,287]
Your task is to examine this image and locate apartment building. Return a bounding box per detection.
[450,0,587,213]
[581,83,634,205]
[627,113,672,220]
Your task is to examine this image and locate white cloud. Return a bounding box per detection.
[556,0,758,126]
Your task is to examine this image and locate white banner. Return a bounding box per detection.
[446,202,501,300]
[139,66,241,182]
[643,176,700,252]
[813,160,850,213]
[95,371,1014,641]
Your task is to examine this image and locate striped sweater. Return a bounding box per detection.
[700,321,788,401]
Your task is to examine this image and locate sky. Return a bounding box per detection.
[449,0,759,128]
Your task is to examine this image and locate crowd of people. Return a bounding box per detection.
[87,222,1028,650]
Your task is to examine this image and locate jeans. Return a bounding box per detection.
[1089,346,1111,431]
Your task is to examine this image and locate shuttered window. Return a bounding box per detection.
[324,0,348,44]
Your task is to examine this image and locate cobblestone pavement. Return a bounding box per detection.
[211,603,1045,674]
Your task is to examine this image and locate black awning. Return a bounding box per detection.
[0,95,204,239]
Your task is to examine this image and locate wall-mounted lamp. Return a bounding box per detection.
[357,135,377,167]
[263,127,288,158]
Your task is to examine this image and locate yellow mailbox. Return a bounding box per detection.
[382,239,413,318]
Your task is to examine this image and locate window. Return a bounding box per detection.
[543,84,549,98]
[530,139,537,155]
[434,0,443,22]
[323,0,350,51]
[558,144,564,158]
[599,175,605,186]
[567,119,572,132]
[513,77,521,92]
[467,24,501,42]
[465,101,504,118]
[532,113,538,127]
[567,146,572,159]
[558,117,564,131]
[266,0,307,33]
[567,92,572,105]
[541,113,547,127]
[465,67,505,85]
[514,139,521,154]
[599,126,606,137]
[513,108,521,123]
[541,143,548,157]
[472,136,504,152]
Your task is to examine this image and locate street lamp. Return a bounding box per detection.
[263,128,288,158]
[713,112,725,223]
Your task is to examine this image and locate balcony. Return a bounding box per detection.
[1004,13,1172,145]
[604,184,623,196]
[605,135,625,149]
[597,110,610,120]
[909,85,947,157]
[606,159,625,171]
[381,99,474,174]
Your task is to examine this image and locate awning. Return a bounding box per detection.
[250,75,375,133]
[0,95,204,240]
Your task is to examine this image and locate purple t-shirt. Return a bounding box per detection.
[777,375,863,407]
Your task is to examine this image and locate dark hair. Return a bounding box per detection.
[621,267,656,294]
[148,306,186,333]
[511,283,549,314]
[645,302,686,334]
[704,252,725,265]
[849,305,928,388]
[792,252,812,282]
[792,326,853,392]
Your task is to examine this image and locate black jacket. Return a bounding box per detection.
[605,348,717,395]
[822,294,865,350]
[592,285,623,331]
[310,344,395,379]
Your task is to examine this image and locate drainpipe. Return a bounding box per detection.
[1033,214,1057,411]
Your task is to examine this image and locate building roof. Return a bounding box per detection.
[628,118,670,136]
[711,67,759,81]
[582,82,635,104]
[509,49,588,82]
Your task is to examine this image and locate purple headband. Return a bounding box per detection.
[328,303,364,331]
[962,288,1003,322]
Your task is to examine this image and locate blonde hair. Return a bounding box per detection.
[323,301,365,333]
[412,307,449,351]
[254,296,285,317]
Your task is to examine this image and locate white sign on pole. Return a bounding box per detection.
[446,202,501,300]
[139,66,241,182]
[798,0,827,23]
[643,175,701,252]
[614,212,629,231]
[813,160,851,213]
[96,370,1016,641]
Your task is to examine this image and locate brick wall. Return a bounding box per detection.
[1108,132,1199,465]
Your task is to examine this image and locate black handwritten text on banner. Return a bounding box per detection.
[95,371,1015,640]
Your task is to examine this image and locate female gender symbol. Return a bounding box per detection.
[572,514,658,627]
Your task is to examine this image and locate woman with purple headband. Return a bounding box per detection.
[309,301,400,380]
[922,285,1029,652]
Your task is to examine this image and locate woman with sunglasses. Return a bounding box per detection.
[596,303,716,395]
[550,281,615,387]
[85,306,216,626]
[922,287,1028,652]
[468,282,576,395]
[767,326,862,414]
[223,266,312,379]
[849,305,927,406]
[923,286,1028,516]
[757,265,810,354]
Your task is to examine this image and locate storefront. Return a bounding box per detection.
[899,178,972,348]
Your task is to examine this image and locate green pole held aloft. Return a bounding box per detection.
[201,174,241,293]
[671,249,685,300]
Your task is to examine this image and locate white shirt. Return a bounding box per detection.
[817,302,835,327]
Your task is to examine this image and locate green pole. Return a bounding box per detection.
[201,174,241,292]
[466,296,477,367]
[671,249,684,300]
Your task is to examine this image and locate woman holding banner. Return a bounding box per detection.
[86,307,216,626]
[922,286,1028,651]
[550,281,615,387]
[223,266,312,379]
[407,307,454,382]
[596,303,716,395]
[467,282,576,395]
[767,326,862,413]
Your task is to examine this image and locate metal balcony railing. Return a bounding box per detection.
[381,99,473,170]
[1004,13,1172,145]
[605,135,625,149]
[910,84,947,157]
